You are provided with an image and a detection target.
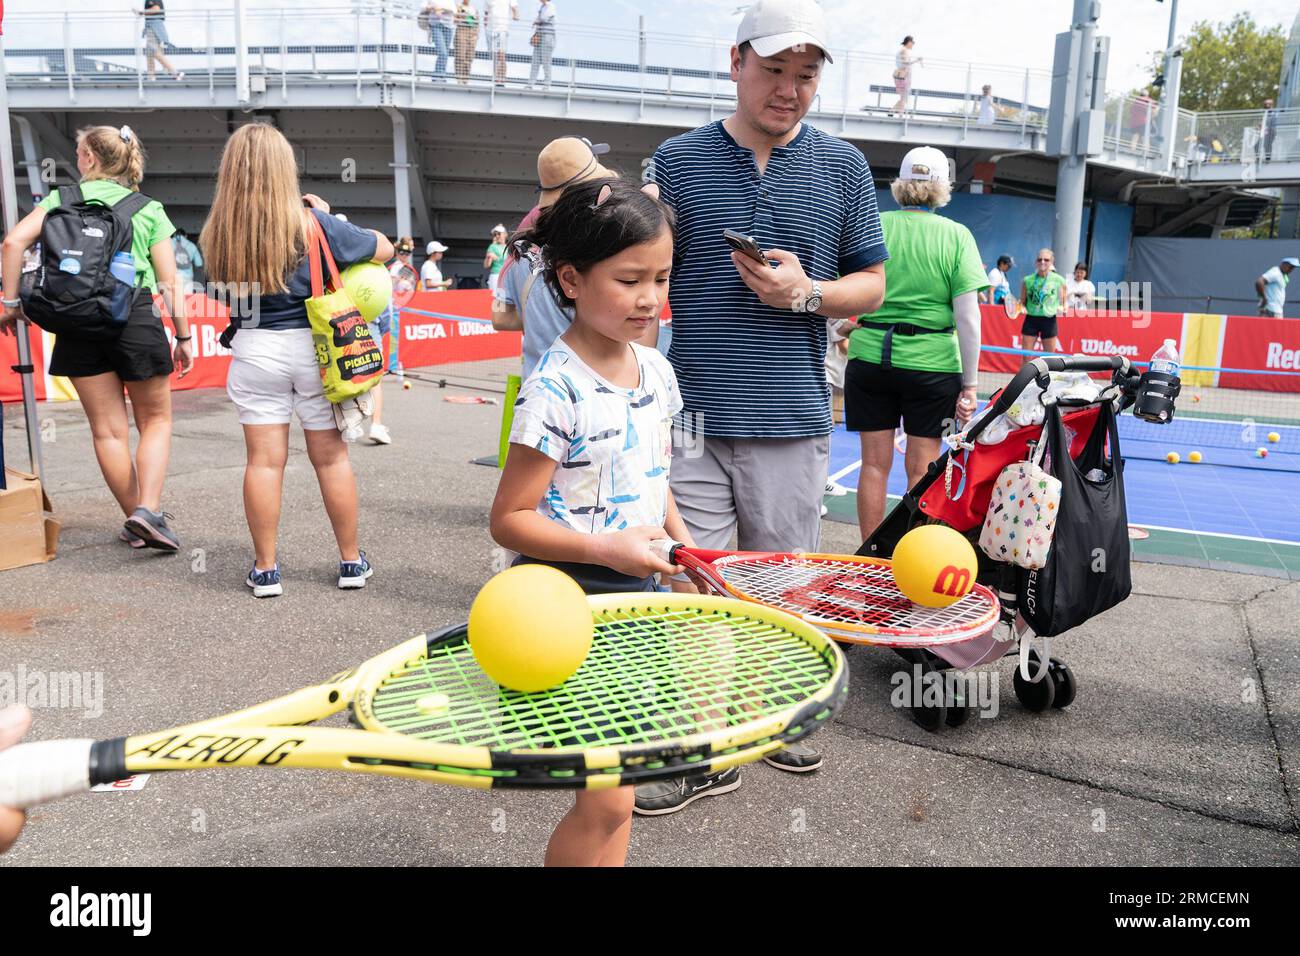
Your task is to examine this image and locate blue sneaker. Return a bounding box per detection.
[338,551,372,589]
[246,564,283,598]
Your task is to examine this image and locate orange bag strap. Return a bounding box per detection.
[304,210,344,298]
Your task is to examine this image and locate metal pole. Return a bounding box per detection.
[0,37,46,484]
[638,15,645,118]
[234,0,250,105]
[962,63,971,139]
[1051,0,1098,272]
[1020,67,1029,143]
[207,11,215,101]
[355,10,363,101]
[280,9,287,99]
[384,107,413,240]
[63,13,77,103]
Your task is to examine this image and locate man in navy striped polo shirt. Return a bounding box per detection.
[634,0,888,817]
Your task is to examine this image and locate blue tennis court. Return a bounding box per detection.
[829,422,1300,545]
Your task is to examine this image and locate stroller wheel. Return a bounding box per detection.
[910,658,948,732]
[1048,659,1076,709]
[1013,651,1057,712]
[945,700,972,727]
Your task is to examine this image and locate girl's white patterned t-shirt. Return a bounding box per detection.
[510,340,682,534]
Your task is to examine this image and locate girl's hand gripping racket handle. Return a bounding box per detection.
[648,539,685,565]
[647,540,729,594]
[0,739,96,809]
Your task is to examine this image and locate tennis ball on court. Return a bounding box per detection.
[1256,447,1269,459]
[1188,451,1202,463]
[1166,452,1180,464]
[891,525,978,608]
[340,261,393,322]
[469,565,593,692]
[1268,432,1281,443]
[1191,394,1201,403]
[403,380,413,390]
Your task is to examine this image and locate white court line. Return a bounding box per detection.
[828,458,1300,548]
[1129,523,1300,549]
[829,460,862,483]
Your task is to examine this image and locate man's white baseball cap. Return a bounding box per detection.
[898,146,951,182]
[736,0,833,63]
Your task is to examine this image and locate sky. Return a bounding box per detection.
[5,0,1296,96]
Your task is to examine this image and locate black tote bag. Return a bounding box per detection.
[1017,401,1132,637]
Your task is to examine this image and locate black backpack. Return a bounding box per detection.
[22,184,152,340]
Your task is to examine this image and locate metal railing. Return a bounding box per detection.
[1,7,1053,126]
[5,6,1284,177]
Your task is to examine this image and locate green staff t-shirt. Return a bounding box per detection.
[1023,270,1066,318]
[39,180,175,293]
[486,241,507,276]
[847,209,986,373]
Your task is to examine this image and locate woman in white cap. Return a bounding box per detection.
[483,224,509,292]
[845,146,986,540]
[421,240,453,291]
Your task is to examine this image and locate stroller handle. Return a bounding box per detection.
[968,354,1134,443]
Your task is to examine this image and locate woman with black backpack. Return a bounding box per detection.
[0,125,193,552]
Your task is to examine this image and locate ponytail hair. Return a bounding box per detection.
[508,177,675,310]
[76,125,146,190]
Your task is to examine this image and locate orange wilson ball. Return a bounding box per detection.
[1166,452,1180,464]
[1256,447,1269,459]
[892,525,978,608]
[469,565,593,692]
[1188,451,1202,463]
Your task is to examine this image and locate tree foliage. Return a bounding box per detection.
[1138,12,1285,112]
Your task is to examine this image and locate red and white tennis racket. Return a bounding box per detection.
[651,542,999,648]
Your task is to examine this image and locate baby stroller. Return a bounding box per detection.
[859,353,1174,730]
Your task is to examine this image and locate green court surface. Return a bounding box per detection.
[821,492,1300,580]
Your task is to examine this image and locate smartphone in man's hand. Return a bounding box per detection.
[722,229,768,266]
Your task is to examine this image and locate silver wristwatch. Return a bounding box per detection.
[802,281,823,314]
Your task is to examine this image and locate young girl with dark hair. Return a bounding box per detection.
[489,177,692,866]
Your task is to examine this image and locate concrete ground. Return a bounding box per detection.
[1,376,1297,867]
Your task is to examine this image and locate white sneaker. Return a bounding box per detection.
[820,504,829,517]
[824,480,850,497]
[368,423,392,445]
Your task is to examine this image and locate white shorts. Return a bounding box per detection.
[226,328,335,430]
[488,272,501,293]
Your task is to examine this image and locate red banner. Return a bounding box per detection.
[1,290,519,403]
[1218,314,1300,393]
[977,305,1185,375]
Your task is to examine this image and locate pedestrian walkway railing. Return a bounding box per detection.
[3,6,1288,177]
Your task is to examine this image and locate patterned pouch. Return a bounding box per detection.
[978,422,1062,569]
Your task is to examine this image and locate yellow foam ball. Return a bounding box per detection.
[403,380,413,390]
[469,565,593,692]
[1166,452,1180,464]
[1188,451,1202,463]
[340,261,394,323]
[1268,432,1281,443]
[892,525,978,608]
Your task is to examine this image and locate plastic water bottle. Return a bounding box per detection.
[109,251,135,286]
[1149,339,1180,377]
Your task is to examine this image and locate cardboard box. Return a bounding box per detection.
[0,469,59,572]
